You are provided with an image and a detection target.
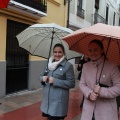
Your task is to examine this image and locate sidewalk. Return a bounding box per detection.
[0,80,119,120]
[0,80,83,120]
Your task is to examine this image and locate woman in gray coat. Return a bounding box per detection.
[39,43,75,120]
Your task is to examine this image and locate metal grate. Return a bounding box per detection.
[13,0,47,13]
[6,20,29,94]
[6,20,29,69]
[77,6,85,19]
[93,13,106,24]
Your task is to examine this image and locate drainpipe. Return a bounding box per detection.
[67,0,70,28]
[64,0,71,28]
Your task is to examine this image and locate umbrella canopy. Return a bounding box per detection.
[0,0,10,8]
[16,23,82,60]
[63,23,120,65]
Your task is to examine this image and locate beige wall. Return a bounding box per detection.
[40,0,67,26]
[0,16,7,61]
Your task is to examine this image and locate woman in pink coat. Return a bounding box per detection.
[79,39,120,120]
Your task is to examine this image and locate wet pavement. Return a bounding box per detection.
[0,80,83,120]
[0,80,119,120]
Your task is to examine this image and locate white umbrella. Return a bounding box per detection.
[16,23,82,60]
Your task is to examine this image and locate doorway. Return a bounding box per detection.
[6,20,29,94]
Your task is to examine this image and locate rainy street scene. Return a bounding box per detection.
[0,0,120,120]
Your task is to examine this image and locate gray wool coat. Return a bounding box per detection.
[39,59,75,117]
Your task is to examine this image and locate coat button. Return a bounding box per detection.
[103,75,105,78]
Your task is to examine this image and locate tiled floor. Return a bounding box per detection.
[0,80,119,120]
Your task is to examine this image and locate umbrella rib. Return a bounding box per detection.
[52,28,70,37]
[101,36,106,42]
[20,33,48,46]
[35,27,53,36]
[54,33,70,48]
[98,38,111,83]
[56,29,70,37]
[69,34,91,49]
[20,27,53,50]
[32,34,52,54]
[28,27,53,37]
[53,33,64,42]
[57,31,70,36]
[48,30,55,59]
[57,32,70,37]
[105,38,111,57]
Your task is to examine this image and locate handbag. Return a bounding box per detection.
[98,82,109,88]
[77,64,81,71]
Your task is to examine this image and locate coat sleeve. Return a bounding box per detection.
[39,62,47,83]
[53,64,75,89]
[79,64,93,98]
[99,64,120,98]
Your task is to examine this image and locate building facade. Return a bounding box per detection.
[0,0,68,97]
[69,0,120,29]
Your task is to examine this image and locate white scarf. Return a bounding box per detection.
[48,56,65,71]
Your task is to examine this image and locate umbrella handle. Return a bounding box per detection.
[43,70,53,85]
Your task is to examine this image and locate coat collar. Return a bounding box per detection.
[91,56,105,67]
[59,58,67,67]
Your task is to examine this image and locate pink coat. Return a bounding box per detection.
[79,57,120,120]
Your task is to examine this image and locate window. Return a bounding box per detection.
[95,0,99,9]
[77,0,82,8]
[119,18,120,26]
[113,12,116,26]
[106,5,109,24]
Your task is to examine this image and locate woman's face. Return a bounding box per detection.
[53,46,64,61]
[88,42,103,61]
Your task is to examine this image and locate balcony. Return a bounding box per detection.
[93,13,106,24]
[77,6,85,19]
[8,0,47,18]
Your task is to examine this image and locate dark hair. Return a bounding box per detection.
[89,39,104,50]
[53,43,65,53]
[89,39,106,58]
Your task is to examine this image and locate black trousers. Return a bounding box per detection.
[92,113,95,120]
[42,112,65,120]
[48,116,64,120]
[80,96,84,108]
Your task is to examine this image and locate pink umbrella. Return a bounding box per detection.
[63,23,120,65]
[0,0,10,8]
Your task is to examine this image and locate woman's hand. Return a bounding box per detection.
[88,92,98,101]
[94,84,100,95]
[42,76,48,82]
[49,76,54,84]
